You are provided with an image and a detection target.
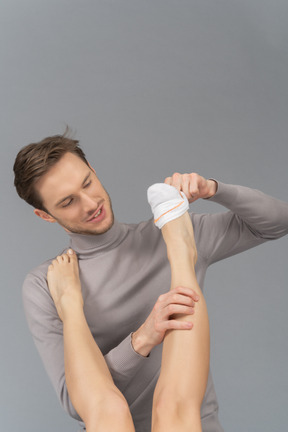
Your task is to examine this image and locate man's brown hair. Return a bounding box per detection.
[13,130,89,211]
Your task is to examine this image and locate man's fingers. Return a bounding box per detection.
[156,319,193,332]
[167,172,182,192]
[155,287,199,312]
[164,172,214,202]
[168,319,193,330]
[161,304,195,319]
[173,285,200,302]
[181,174,193,200]
[164,176,172,185]
[169,294,196,308]
[188,173,200,197]
[156,293,196,313]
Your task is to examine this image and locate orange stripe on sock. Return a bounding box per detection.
[154,200,185,223]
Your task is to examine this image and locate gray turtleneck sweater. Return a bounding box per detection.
[22,181,288,432]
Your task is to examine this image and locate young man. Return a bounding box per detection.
[14,132,288,431]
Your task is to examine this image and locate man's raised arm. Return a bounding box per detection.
[164,172,288,264]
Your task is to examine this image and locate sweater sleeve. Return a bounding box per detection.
[22,269,149,422]
[193,181,288,265]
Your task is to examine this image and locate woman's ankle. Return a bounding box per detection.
[161,215,197,265]
[161,213,196,255]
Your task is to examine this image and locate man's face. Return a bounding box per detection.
[34,152,114,235]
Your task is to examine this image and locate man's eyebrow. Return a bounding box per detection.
[55,172,91,207]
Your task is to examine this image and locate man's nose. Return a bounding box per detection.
[81,192,97,212]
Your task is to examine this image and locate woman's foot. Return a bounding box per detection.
[47,249,83,321]
[147,183,197,264]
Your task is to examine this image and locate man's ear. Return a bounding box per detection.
[34,209,56,223]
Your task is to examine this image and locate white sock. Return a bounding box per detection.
[147,183,189,229]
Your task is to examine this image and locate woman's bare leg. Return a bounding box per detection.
[47,250,135,432]
[151,211,210,432]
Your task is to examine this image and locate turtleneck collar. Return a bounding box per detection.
[68,220,128,258]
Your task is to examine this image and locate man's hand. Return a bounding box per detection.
[164,173,217,203]
[131,286,200,357]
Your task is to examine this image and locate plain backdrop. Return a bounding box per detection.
[1,1,287,431]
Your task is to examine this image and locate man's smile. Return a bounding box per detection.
[86,205,106,223]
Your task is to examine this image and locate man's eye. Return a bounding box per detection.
[62,199,73,208]
[84,180,92,188]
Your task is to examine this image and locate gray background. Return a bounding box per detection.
[1,1,287,431]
